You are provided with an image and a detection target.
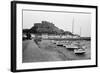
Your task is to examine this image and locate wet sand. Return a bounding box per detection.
[23,39,91,63]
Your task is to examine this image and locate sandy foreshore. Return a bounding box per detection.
[22,39,91,63]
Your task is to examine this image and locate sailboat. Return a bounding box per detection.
[64,16,86,54]
[63,17,79,50]
[73,19,86,54]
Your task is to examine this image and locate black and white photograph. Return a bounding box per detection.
[11,1,97,72]
[22,10,91,63]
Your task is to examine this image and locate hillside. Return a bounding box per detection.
[30,21,73,35]
[23,21,73,35]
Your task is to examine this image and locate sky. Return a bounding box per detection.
[23,10,91,37]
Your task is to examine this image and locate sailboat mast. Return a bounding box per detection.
[72,17,74,34]
[80,27,81,37]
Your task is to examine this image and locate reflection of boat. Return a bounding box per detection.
[74,48,86,54]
